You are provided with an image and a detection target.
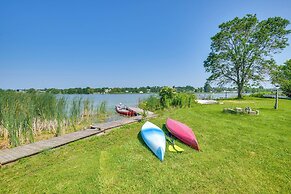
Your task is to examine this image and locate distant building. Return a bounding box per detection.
[105,89,111,93]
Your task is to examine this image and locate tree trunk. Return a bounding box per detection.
[237,84,243,99]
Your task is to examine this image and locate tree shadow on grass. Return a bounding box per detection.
[257,107,276,111]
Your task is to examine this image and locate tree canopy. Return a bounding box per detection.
[271,59,291,97]
[204,14,291,98]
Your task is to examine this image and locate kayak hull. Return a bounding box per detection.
[166,118,199,151]
[141,121,166,161]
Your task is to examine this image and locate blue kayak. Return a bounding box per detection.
[141,121,166,161]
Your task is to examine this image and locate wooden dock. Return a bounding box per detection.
[0,113,155,166]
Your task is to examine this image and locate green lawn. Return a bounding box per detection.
[0,98,290,193]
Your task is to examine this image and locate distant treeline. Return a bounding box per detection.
[1,85,273,94]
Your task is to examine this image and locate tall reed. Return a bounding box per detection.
[0,92,107,148]
[98,101,107,115]
[70,97,82,131]
[56,97,67,136]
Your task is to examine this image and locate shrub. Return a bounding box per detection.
[139,87,197,111]
[172,93,196,108]
[139,95,161,111]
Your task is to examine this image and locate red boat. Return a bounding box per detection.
[166,118,199,151]
[115,104,137,117]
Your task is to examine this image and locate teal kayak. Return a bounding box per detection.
[141,121,166,161]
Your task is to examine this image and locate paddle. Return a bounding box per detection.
[165,133,184,153]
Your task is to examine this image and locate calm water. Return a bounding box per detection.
[58,92,241,111]
[57,93,154,123]
[196,92,240,99]
[56,92,242,123]
[57,93,154,112]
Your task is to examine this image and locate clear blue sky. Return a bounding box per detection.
[1,0,290,89]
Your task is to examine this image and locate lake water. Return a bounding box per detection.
[58,92,241,111]
[57,93,154,112]
[195,92,240,99]
[57,93,155,122]
[57,92,241,123]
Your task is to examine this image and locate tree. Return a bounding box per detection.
[26,88,36,93]
[204,14,290,98]
[159,86,176,108]
[203,82,212,93]
[271,59,291,97]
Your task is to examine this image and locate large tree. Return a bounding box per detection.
[271,59,291,97]
[204,14,290,98]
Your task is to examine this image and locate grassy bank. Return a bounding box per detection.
[0,98,290,193]
[0,91,107,148]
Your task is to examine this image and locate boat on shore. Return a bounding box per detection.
[115,103,137,116]
[141,121,166,161]
[166,118,200,151]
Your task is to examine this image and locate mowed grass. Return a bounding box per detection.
[0,98,290,193]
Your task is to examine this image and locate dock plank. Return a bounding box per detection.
[0,112,156,166]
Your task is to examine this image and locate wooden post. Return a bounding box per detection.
[274,88,279,109]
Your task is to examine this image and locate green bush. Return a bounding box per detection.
[139,95,161,111]
[171,93,196,108]
[159,86,176,108]
[271,59,291,97]
[139,87,197,111]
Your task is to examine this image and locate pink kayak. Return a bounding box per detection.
[166,118,200,151]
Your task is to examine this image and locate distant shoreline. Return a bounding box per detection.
[1,85,274,95]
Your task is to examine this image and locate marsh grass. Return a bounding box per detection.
[96,101,108,122]
[56,97,67,136]
[0,92,108,148]
[69,97,82,131]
